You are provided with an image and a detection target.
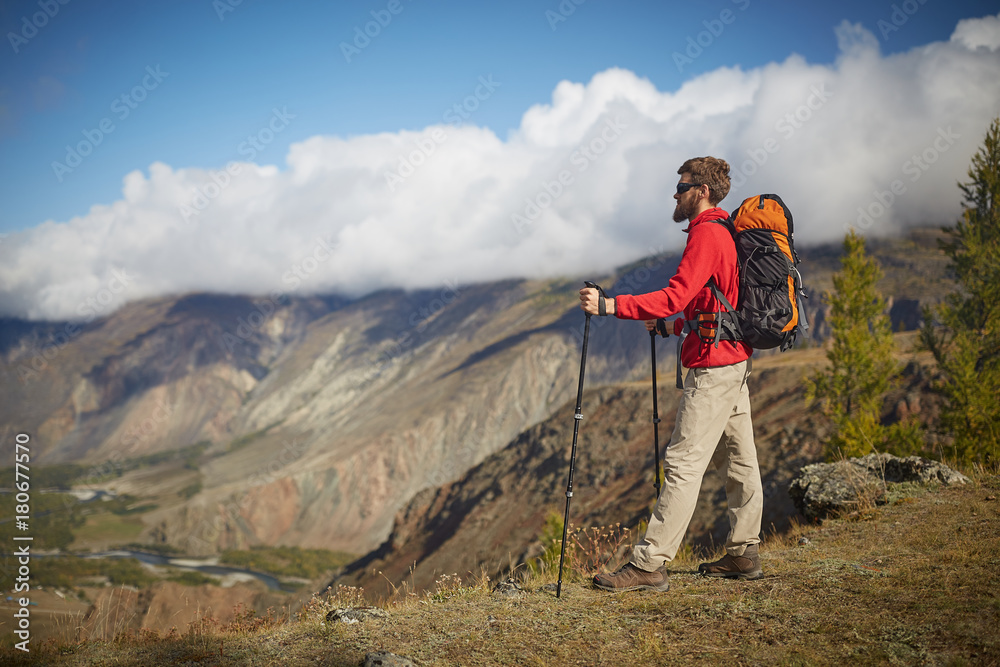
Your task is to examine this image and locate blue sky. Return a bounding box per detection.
[2,0,996,233]
[1,1,999,320]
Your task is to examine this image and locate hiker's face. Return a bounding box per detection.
[673,174,702,222]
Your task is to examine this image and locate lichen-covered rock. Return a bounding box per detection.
[788,453,969,522]
[364,651,415,667]
[325,607,388,624]
[492,577,525,598]
[788,460,881,522]
[867,453,970,486]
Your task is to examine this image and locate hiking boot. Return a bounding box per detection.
[698,544,762,580]
[593,563,670,592]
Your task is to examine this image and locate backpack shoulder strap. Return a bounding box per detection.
[707,216,737,238]
[706,277,736,314]
[704,216,739,312]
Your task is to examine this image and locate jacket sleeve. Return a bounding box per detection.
[614,224,720,321]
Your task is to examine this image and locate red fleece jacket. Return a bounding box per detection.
[614,207,752,368]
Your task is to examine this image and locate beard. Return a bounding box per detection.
[673,197,695,222]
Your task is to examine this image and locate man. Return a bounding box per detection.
[579,156,763,592]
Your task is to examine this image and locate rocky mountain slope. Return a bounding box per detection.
[0,228,952,560]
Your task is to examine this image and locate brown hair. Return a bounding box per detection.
[678,156,731,205]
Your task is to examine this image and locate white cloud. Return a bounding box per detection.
[2,15,999,321]
[952,12,1000,51]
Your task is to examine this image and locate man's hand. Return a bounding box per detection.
[580,287,615,316]
[646,318,671,336]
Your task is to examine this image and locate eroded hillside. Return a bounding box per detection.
[0,229,952,560]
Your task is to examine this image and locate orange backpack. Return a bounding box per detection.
[702,194,809,351]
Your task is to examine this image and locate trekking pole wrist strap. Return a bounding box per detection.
[584,281,609,316]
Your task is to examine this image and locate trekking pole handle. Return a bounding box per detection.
[584,281,609,317]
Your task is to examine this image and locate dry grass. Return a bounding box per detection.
[3,472,998,666]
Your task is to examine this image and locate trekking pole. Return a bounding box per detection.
[556,280,606,599]
[649,319,668,500]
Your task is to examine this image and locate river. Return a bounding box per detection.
[28,549,291,591]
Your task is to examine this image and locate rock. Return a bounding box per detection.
[364,651,416,667]
[492,577,525,598]
[325,607,388,624]
[788,453,969,522]
[877,454,969,486]
[798,536,811,545]
[787,460,882,523]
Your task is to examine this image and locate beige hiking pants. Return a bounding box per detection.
[631,358,762,571]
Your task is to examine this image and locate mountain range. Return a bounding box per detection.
[0,228,953,572]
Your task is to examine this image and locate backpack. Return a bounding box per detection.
[696,193,809,351]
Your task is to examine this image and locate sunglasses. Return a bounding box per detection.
[676,182,701,194]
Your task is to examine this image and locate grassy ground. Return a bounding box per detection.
[3,472,997,666]
[219,546,357,580]
[71,512,146,549]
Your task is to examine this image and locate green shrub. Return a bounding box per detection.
[218,545,356,578]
